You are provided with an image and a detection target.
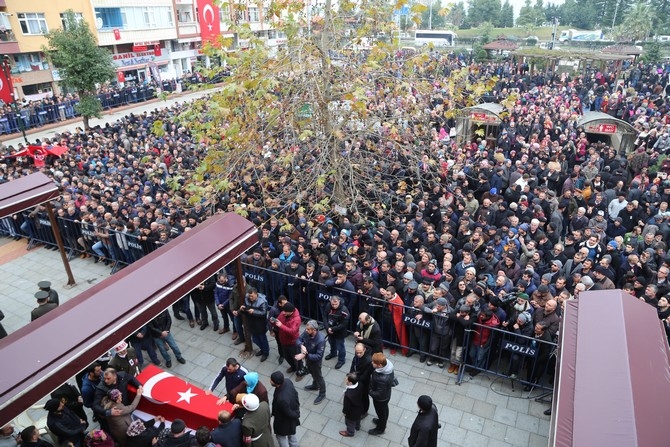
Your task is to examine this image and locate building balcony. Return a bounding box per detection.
[11,61,50,74]
[178,23,198,36]
[0,29,19,54]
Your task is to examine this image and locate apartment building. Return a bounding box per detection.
[0,0,95,100]
[0,0,282,99]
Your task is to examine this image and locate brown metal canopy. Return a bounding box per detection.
[0,212,258,427]
[0,172,60,218]
[550,290,670,447]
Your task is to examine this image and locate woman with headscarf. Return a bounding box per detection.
[227,372,269,405]
[102,387,142,446]
[125,417,166,447]
[84,430,115,447]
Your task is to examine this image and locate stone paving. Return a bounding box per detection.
[0,238,551,446]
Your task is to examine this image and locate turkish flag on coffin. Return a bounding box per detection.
[132,365,233,429]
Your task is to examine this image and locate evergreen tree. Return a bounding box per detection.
[499,0,515,27]
[448,2,468,28]
[467,0,502,27]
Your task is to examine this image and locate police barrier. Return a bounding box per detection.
[457,321,557,391]
[0,221,556,392]
[0,74,225,136]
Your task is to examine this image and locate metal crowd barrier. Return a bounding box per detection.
[0,217,556,393]
[0,75,222,136]
[3,212,165,274]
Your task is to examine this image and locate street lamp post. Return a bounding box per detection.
[1,54,28,144]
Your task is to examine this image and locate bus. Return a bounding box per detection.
[414,30,456,47]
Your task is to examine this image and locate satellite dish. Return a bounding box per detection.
[95,17,103,30]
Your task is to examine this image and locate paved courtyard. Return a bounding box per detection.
[0,238,551,447]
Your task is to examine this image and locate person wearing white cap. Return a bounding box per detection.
[239,394,273,447]
[108,341,141,376]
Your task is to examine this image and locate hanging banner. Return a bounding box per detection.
[197,0,220,43]
[0,71,13,104]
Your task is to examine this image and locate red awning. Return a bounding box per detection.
[0,172,60,218]
[0,213,258,426]
[550,290,670,446]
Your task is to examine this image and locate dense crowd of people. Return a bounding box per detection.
[3,52,670,445]
[0,73,212,136]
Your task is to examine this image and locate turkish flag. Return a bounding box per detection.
[197,0,220,43]
[117,72,126,83]
[113,28,121,40]
[0,71,13,104]
[133,365,233,429]
[9,145,64,167]
[154,44,162,57]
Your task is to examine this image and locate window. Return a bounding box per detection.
[18,13,48,35]
[117,7,175,30]
[95,8,123,29]
[248,7,259,22]
[143,7,156,28]
[60,12,83,29]
[22,82,53,96]
[13,53,48,72]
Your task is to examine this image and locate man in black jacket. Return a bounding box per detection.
[324,296,350,369]
[191,274,219,331]
[349,343,373,416]
[368,352,395,436]
[91,368,142,431]
[44,398,87,447]
[148,310,186,368]
[408,395,440,447]
[340,373,364,437]
[353,312,382,354]
[158,419,194,447]
[270,371,300,447]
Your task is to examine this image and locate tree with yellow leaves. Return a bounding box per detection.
[177,0,500,225]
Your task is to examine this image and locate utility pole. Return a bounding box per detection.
[550,16,558,50]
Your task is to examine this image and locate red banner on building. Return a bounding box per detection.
[113,28,121,40]
[197,0,220,43]
[0,71,13,104]
[154,44,162,57]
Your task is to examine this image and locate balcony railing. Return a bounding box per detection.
[0,29,17,42]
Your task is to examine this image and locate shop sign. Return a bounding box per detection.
[470,112,498,123]
[112,51,167,68]
[133,41,159,52]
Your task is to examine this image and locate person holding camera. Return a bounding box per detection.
[271,298,304,378]
[239,287,270,362]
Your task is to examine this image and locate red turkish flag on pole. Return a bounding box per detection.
[113,28,121,40]
[197,0,220,43]
[133,365,233,429]
[0,71,13,104]
[117,72,125,83]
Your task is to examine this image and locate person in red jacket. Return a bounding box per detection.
[468,309,500,373]
[271,300,304,380]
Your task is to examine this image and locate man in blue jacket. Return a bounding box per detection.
[296,320,326,404]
